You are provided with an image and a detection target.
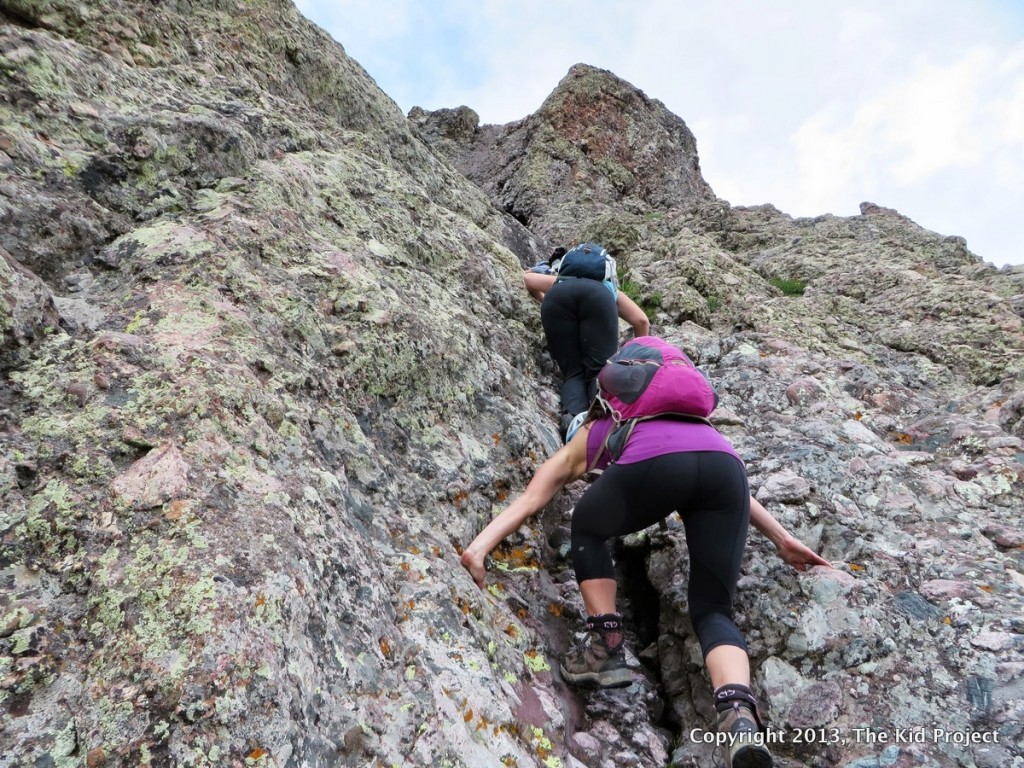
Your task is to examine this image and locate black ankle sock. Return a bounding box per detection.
[587,613,623,631]
[587,613,624,652]
[713,683,758,713]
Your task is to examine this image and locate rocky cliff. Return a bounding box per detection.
[2,3,1022,768]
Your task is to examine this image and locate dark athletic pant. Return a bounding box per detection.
[570,451,751,656]
[540,278,618,417]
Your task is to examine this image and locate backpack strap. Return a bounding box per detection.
[629,411,715,428]
[582,398,620,476]
[582,415,640,475]
[583,418,613,476]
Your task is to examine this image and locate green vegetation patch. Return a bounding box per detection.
[768,276,807,296]
[617,269,662,322]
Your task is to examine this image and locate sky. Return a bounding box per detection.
[294,1,1024,268]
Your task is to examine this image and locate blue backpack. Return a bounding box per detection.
[556,242,617,283]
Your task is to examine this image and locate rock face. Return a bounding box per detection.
[1,2,1022,768]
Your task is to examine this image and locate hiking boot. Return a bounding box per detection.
[715,702,773,768]
[559,615,632,688]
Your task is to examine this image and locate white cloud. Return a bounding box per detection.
[791,50,993,213]
[883,53,987,184]
[993,74,1024,145]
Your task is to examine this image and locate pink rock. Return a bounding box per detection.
[786,377,824,406]
[982,524,1024,549]
[758,471,812,503]
[970,632,1017,652]
[111,444,190,509]
[920,579,980,602]
[848,457,870,473]
[867,391,902,412]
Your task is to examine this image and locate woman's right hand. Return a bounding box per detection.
[460,547,488,589]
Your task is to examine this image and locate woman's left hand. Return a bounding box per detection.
[776,535,832,571]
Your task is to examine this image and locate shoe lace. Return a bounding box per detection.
[566,629,595,659]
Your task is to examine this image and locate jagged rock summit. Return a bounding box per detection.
[410,63,715,246]
[2,2,1023,768]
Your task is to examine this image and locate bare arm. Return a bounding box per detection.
[616,292,650,337]
[749,496,832,571]
[461,426,591,587]
[524,272,557,303]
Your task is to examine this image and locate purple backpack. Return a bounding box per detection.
[590,336,718,466]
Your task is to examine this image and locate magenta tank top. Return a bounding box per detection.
[586,416,742,472]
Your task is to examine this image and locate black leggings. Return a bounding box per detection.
[570,451,751,656]
[540,279,618,416]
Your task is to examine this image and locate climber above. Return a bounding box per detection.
[523,243,650,442]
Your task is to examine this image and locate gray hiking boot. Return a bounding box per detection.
[559,615,632,688]
[715,702,773,768]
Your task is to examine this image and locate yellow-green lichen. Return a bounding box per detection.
[19,480,80,557]
[523,651,551,673]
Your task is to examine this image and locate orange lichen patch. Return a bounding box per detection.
[477,714,490,731]
[978,584,994,593]
[464,708,474,723]
[492,432,501,445]
[254,595,266,608]
[452,490,469,506]
[492,546,541,570]
[516,607,528,620]
[409,546,421,555]
[431,545,441,557]
[164,499,190,521]
[943,616,952,624]
[849,563,865,572]
[456,598,472,615]
[889,431,914,444]
[504,624,519,639]
[547,603,563,617]
[448,651,463,663]
[248,748,267,760]
[853,412,864,421]
[399,561,411,572]
[379,638,392,657]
